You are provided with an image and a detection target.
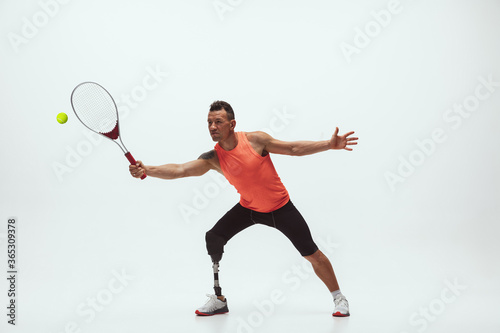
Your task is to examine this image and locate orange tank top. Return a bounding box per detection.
[214,132,290,213]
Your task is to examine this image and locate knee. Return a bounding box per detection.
[205,231,226,262]
[304,249,326,265]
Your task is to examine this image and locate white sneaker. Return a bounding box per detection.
[332,294,350,317]
[195,294,229,316]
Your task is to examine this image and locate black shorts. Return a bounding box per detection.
[208,200,318,257]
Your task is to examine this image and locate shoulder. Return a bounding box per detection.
[197,149,221,172]
[198,149,216,160]
[245,131,273,144]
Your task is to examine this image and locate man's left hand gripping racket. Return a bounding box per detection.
[70,81,146,179]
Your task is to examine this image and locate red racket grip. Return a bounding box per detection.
[125,152,147,180]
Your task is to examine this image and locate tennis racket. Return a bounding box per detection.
[70,81,146,179]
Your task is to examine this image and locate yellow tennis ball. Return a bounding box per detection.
[57,112,68,124]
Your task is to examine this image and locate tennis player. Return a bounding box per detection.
[129,101,357,317]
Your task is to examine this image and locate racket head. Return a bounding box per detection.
[70,82,120,140]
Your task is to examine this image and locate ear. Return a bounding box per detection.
[230,119,236,129]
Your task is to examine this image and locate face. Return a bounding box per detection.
[207,110,235,142]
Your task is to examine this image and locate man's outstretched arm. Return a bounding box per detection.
[129,150,217,179]
[254,127,358,156]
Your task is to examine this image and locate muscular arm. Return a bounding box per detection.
[249,128,358,156]
[282,140,331,156]
[129,150,218,180]
[266,137,332,156]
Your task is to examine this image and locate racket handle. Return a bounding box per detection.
[125,152,147,180]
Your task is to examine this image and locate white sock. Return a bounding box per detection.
[331,290,342,299]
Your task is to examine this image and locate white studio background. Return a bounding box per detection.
[1,0,499,332]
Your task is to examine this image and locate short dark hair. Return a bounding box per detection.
[209,100,235,120]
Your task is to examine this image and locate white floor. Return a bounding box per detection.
[5,289,498,333]
[3,248,499,333]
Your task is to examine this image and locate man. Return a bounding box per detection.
[129,101,358,317]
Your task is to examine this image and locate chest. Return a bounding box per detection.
[218,147,268,179]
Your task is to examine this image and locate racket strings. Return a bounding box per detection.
[71,83,118,134]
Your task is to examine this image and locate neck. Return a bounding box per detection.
[218,131,238,150]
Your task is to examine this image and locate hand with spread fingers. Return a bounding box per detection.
[329,127,358,151]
